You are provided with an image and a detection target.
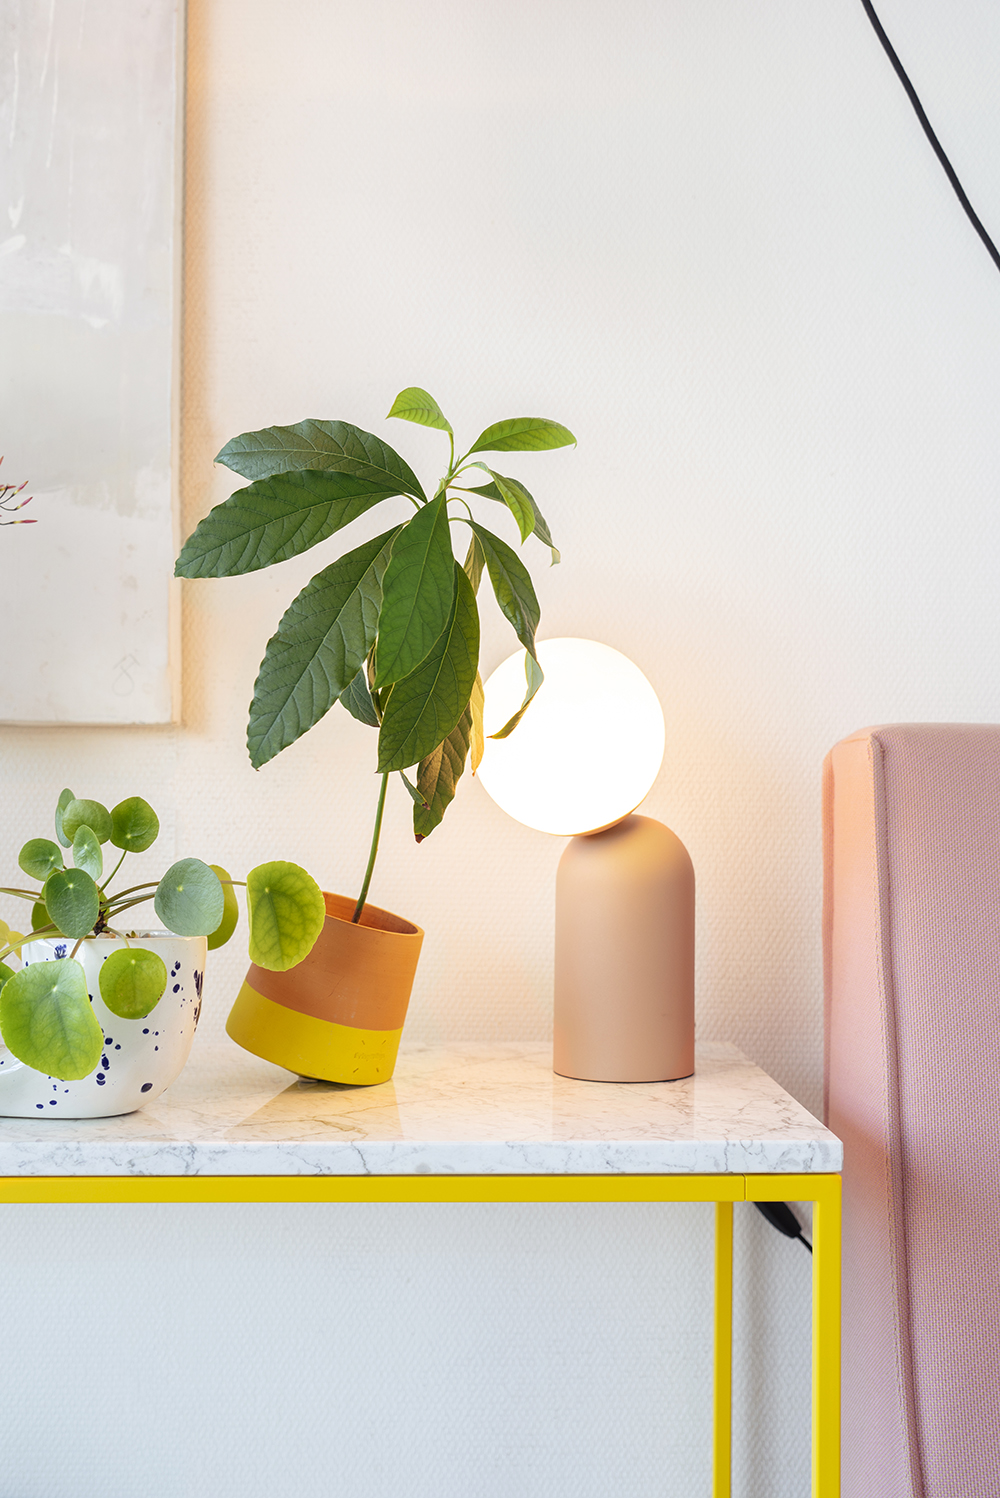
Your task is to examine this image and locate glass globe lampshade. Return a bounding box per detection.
[477,638,666,838]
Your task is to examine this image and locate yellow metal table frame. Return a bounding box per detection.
[0,1169,840,1497]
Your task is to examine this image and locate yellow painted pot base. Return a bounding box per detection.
[227,981,403,1086]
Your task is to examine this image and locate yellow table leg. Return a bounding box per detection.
[713,1200,734,1498]
[745,1174,841,1498]
[811,1175,841,1498]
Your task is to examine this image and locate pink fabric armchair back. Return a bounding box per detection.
[824,725,1000,1497]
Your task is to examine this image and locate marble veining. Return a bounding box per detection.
[0,1040,842,1177]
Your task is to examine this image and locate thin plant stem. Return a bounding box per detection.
[101,849,127,890]
[352,773,389,924]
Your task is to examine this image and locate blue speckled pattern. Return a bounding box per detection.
[0,932,208,1118]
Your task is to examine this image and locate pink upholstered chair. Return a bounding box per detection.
[824,724,1000,1497]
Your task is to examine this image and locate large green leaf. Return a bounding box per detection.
[207,865,240,951]
[72,826,103,882]
[215,419,426,499]
[42,868,100,939]
[54,787,75,849]
[467,521,540,660]
[62,799,112,845]
[246,861,326,973]
[467,417,576,455]
[340,667,380,728]
[413,701,474,841]
[110,797,160,853]
[386,387,452,434]
[0,958,104,1080]
[377,563,480,773]
[465,478,560,564]
[176,470,397,580]
[18,839,64,881]
[154,859,225,937]
[98,947,168,1020]
[373,496,456,688]
[247,527,401,769]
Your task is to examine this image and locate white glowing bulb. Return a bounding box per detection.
[477,638,665,837]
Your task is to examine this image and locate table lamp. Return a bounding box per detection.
[477,638,694,1083]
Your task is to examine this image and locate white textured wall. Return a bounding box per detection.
[3,1,1000,1493]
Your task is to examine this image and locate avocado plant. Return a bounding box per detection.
[0,789,325,1081]
[175,388,573,917]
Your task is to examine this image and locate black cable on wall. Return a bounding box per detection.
[859,0,1000,276]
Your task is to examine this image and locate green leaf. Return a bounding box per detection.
[398,771,429,808]
[467,417,576,455]
[465,478,560,564]
[373,496,457,688]
[377,563,480,773]
[0,961,14,991]
[42,868,100,939]
[490,650,545,740]
[0,958,104,1079]
[246,861,326,973]
[247,527,401,769]
[387,387,452,434]
[110,797,160,853]
[31,901,51,932]
[62,799,113,845]
[18,839,64,881]
[469,465,534,543]
[340,668,381,728]
[98,946,168,1020]
[207,864,240,951]
[413,698,475,841]
[153,859,225,938]
[467,521,541,661]
[54,788,75,849]
[175,469,398,580]
[463,533,486,595]
[469,672,485,772]
[72,826,103,882]
[215,419,426,499]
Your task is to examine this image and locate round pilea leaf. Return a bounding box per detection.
[207,864,239,951]
[18,838,64,881]
[61,798,113,846]
[0,961,15,991]
[154,858,225,937]
[110,796,160,853]
[247,861,326,972]
[98,946,168,1020]
[31,901,52,932]
[0,958,104,1080]
[54,787,75,849]
[72,825,103,882]
[42,868,101,940]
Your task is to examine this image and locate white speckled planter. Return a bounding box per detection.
[0,931,207,1118]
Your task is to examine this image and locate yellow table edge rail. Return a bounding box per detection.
[0,1170,841,1498]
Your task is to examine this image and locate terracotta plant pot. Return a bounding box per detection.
[226,892,423,1085]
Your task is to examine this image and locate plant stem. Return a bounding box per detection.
[352,773,389,924]
[0,887,44,902]
[101,849,127,890]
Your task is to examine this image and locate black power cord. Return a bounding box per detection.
[859,0,1000,276]
[754,1200,812,1253]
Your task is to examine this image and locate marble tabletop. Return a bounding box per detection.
[0,1039,841,1177]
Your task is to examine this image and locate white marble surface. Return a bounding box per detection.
[0,1039,841,1177]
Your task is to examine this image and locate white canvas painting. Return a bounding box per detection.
[0,0,182,724]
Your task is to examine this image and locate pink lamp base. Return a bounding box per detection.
[553,814,695,1083]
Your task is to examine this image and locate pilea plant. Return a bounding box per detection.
[0,790,325,1081]
[175,388,573,917]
